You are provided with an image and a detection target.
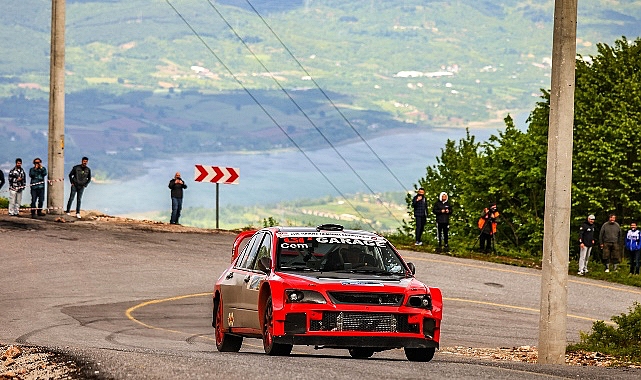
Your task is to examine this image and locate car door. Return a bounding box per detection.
[219,232,262,330]
[236,231,273,329]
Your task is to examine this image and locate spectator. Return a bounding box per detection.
[625,221,641,276]
[411,188,427,246]
[29,157,47,217]
[8,158,26,216]
[65,157,92,219]
[0,169,5,191]
[577,214,596,275]
[599,213,622,272]
[432,192,451,252]
[168,172,187,225]
[478,202,500,254]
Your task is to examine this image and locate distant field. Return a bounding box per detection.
[126,191,409,232]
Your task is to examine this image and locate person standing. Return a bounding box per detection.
[411,188,427,246]
[625,222,641,276]
[169,172,187,225]
[8,158,26,216]
[0,169,5,191]
[432,192,451,252]
[577,214,596,275]
[65,157,92,219]
[29,157,48,217]
[478,202,500,254]
[599,213,622,272]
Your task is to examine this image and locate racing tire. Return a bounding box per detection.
[263,296,293,356]
[404,347,435,362]
[215,298,243,352]
[348,348,375,359]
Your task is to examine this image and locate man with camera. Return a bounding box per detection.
[478,202,500,254]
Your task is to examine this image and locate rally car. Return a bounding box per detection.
[212,224,442,361]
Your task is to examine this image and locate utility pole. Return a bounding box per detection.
[47,0,66,214]
[539,0,578,364]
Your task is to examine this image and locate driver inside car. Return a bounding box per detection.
[341,246,375,268]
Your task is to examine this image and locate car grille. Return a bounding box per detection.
[309,312,418,333]
[327,292,404,306]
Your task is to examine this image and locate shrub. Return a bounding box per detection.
[567,302,641,363]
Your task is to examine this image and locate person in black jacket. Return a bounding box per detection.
[0,169,5,191]
[29,157,48,217]
[411,188,427,246]
[65,157,92,218]
[169,172,187,225]
[432,192,452,252]
[577,214,596,275]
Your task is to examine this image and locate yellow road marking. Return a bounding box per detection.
[444,297,615,325]
[126,291,616,339]
[405,255,641,295]
[125,292,212,334]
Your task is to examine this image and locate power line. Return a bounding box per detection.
[204,0,403,227]
[242,0,410,194]
[164,0,378,230]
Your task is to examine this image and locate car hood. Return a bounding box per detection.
[274,271,428,293]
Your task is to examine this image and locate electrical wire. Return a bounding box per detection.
[204,0,403,227]
[164,0,378,230]
[242,0,410,194]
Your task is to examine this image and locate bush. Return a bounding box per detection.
[567,302,641,363]
[0,196,8,209]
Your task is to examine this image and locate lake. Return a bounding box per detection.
[80,126,499,216]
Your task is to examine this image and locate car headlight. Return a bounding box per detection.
[407,294,432,309]
[285,289,327,304]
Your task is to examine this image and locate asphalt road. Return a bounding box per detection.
[2,214,640,379]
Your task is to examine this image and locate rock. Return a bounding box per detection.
[1,346,21,360]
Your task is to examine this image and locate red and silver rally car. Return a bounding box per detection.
[212,224,442,361]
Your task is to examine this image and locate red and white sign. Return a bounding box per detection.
[194,165,239,185]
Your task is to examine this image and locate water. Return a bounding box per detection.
[80,126,499,216]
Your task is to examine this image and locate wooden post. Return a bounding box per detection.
[539,0,578,364]
[47,0,66,214]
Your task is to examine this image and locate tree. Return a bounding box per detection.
[408,36,641,255]
[572,37,641,225]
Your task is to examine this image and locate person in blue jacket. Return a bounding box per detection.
[625,221,641,275]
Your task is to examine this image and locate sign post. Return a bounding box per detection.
[194,165,240,229]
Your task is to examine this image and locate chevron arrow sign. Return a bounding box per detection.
[194,165,240,184]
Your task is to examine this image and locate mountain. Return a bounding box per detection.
[1,0,640,177]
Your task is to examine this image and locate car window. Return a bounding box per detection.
[252,233,273,271]
[275,233,406,274]
[237,233,263,269]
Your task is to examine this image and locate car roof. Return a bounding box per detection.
[266,226,382,239]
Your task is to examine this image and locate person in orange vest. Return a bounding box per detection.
[478,202,499,253]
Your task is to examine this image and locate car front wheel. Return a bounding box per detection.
[262,296,293,356]
[404,347,435,362]
[215,298,242,352]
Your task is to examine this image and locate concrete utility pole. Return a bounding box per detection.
[47,0,66,214]
[539,0,578,364]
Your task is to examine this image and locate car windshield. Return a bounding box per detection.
[276,232,407,275]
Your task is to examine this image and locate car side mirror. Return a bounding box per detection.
[257,257,271,274]
[407,262,416,275]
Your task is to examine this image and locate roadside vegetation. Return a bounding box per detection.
[567,302,641,365]
[402,37,641,269]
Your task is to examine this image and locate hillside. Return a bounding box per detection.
[1,0,640,177]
